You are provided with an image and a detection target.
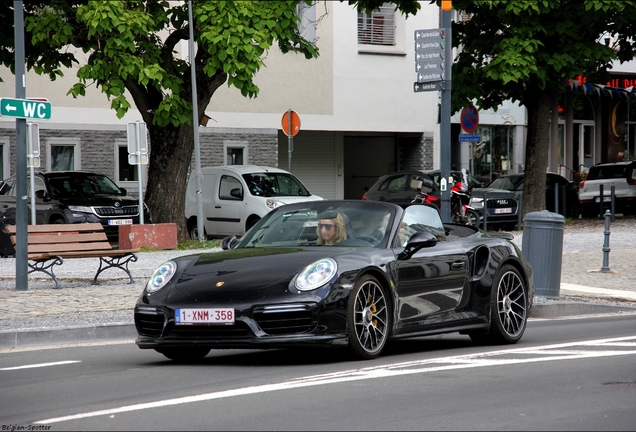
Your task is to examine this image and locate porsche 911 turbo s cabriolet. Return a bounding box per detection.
[135,200,534,361]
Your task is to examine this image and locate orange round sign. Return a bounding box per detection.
[281,110,301,137]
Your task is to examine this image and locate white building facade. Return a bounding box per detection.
[0,1,530,200]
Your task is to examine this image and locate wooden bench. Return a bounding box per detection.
[5,223,140,289]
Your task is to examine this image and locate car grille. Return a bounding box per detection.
[253,304,315,335]
[93,205,138,217]
[486,198,517,209]
[135,306,165,337]
[167,321,252,338]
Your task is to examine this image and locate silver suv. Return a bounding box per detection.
[578,161,636,217]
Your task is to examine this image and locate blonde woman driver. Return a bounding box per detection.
[316,212,347,246]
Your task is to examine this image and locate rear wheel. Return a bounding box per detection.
[245,216,260,232]
[188,218,206,240]
[156,347,210,362]
[469,264,528,345]
[465,209,479,227]
[347,275,390,360]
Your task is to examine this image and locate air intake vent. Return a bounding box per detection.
[254,304,315,335]
[134,307,165,337]
[94,206,138,217]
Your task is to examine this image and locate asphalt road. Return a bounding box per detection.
[1,313,635,431]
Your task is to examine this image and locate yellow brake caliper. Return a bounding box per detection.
[368,294,377,327]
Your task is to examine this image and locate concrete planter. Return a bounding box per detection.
[118,223,177,250]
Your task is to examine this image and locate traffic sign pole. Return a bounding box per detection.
[135,121,144,225]
[440,8,452,223]
[14,1,28,291]
[27,122,36,225]
[288,109,292,172]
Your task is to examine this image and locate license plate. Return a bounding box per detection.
[494,208,512,214]
[175,308,235,325]
[108,219,133,225]
[594,196,612,203]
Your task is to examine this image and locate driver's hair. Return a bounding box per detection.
[316,213,348,245]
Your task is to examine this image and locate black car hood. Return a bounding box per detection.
[56,194,138,207]
[172,247,353,294]
[470,187,517,199]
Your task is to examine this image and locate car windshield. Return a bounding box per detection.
[242,173,310,198]
[46,173,123,198]
[236,201,396,248]
[488,176,522,191]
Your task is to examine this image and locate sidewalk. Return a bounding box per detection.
[1,220,635,349]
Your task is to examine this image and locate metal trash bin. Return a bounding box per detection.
[521,210,565,298]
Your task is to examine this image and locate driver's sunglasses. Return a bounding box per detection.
[318,223,335,230]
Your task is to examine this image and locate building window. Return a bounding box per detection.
[224,141,248,165]
[46,138,80,171]
[117,145,138,182]
[296,1,317,43]
[358,3,395,46]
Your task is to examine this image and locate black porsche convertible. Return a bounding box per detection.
[135,200,534,360]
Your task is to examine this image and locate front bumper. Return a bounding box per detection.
[134,302,349,350]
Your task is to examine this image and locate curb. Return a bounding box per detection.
[2,302,636,350]
[0,323,136,350]
[529,302,636,319]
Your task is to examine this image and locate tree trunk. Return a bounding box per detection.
[144,124,194,241]
[522,90,557,218]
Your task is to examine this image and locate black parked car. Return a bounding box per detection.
[488,172,581,218]
[135,200,534,361]
[362,171,438,205]
[469,186,521,231]
[0,171,151,240]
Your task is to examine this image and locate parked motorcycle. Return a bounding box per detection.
[450,169,480,227]
[411,169,480,227]
[450,185,479,226]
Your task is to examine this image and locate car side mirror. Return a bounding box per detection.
[230,188,243,199]
[221,235,238,250]
[35,190,50,201]
[397,231,438,260]
[120,187,127,196]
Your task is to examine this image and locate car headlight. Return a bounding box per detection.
[471,197,483,204]
[295,258,337,291]
[68,205,93,213]
[146,261,177,294]
[266,199,285,209]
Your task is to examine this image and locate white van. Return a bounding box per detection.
[185,165,323,238]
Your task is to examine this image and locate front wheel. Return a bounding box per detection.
[469,264,528,345]
[347,275,390,360]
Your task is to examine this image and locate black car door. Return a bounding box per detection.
[391,205,469,328]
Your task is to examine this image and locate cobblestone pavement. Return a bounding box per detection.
[0,215,634,332]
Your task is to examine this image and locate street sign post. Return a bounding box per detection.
[413,23,452,223]
[460,104,480,133]
[281,110,300,172]
[414,29,446,85]
[0,97,51,120]
[27,122,40,225]
[127,121,148,224]
[459,133,481,142]
[414,82,445,92]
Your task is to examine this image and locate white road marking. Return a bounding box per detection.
[0,360,81,371]
[35,335,636,425]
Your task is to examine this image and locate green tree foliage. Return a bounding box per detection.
[450,0,636,216]
[0,0,418,240]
